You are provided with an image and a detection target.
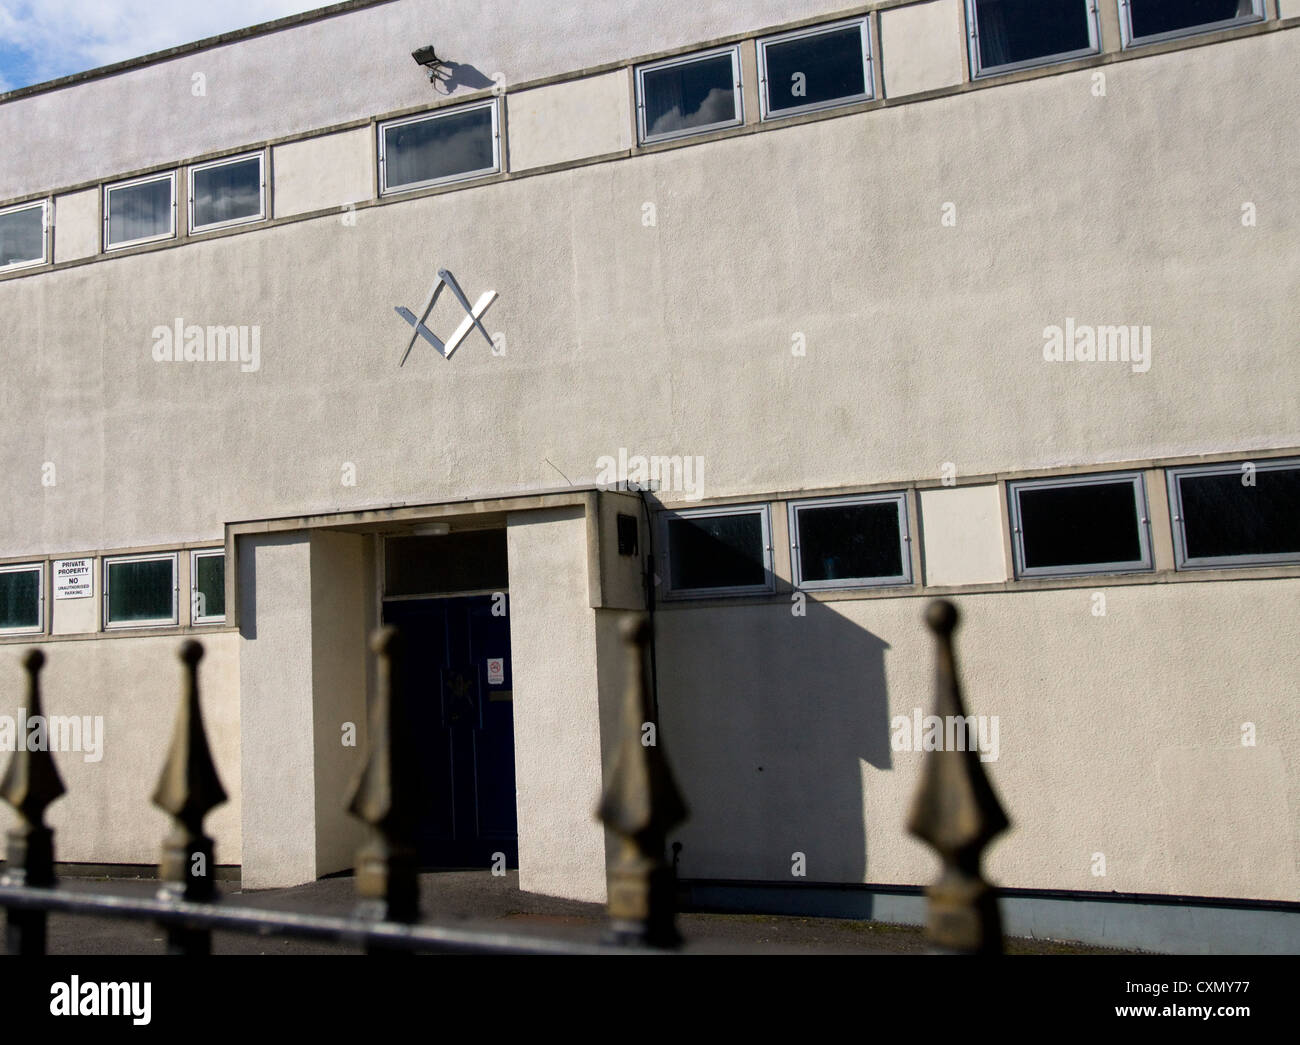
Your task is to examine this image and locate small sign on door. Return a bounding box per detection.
[486,658,505,686]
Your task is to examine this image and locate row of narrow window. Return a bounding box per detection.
[3,455,1295,631]
[0,550,225,635]
[659,457,1300,598]
[0,2,1269,271]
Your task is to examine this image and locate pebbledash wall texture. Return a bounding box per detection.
[0,0,1297,953]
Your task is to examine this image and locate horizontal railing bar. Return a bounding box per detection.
[0,884,653,955]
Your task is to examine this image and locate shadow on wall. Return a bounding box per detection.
[432,62,497,95]
[238,546,258,641]
[655,596,891,889]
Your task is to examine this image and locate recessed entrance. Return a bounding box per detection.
[382,530,517,869]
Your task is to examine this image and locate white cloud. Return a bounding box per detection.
[0,0,326,87]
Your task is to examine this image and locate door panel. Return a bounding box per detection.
[382,594,517,868]
[467,599,515,840]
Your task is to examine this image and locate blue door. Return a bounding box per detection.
[382,594,518,868]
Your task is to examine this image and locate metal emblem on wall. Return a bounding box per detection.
[395,268,497,365]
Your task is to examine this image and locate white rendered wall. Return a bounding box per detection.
[507,71,632,171]
[655,580,1300,901]
[919,486,1008,587]
[238,533,316,888]
[881,0,965,96]
[1,31,1295,557]
[0,0,862,201]
[0,631,242,866]
[273,128,374,219]
[0,5,1295,903]
[236,530,370,889]
[52,190,99,263]
[506,507,608,902]
[308,531,370,877]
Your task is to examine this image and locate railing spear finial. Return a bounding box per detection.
[348,626,419,932]
[906,600,1010,953]
[597,614,688,947]
[0,650,65,884]
[152,640,227,953]
[1,650,65,954]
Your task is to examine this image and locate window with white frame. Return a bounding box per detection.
[379,100,499,195]
[104,171,176,249]
[1008,473,1152,578]
[758,18,873,120]
[662,504,773,596]
[788,493,911,589]
[1167,458,1300,569]
[636,46,743,144]
[0,200,49,271]
[104,553,178,627]
[0,563,44,634]
[191,550,226,623]
[966,0,1099,77]
[189,153,265,233]
[1120,0,1264,48]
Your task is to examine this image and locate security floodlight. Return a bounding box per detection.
[411,45,442,81]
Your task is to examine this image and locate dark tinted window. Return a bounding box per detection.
[1129,0,1254,40]
[642,53,737,139]
[0,205,44,266]
[384,106,495,190]
[973,0,1093,70]
[1178,468,1300,561]
[107,558,174,622]
[796,500,904,583]
[0,568,40,630]
[763,25,867,114]
[193,157,261,228]
[667,512,766,591]
[385,530,509,596]
[1017,481,1144,570]
[194,554,226,619]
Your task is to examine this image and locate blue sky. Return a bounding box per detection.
[0,0,328,93]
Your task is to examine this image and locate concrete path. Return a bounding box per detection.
[36,870,1130,954]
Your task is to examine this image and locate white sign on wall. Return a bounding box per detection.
[486,658,505,686]
[54,559,93,599]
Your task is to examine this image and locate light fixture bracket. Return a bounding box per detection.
[411,45,443,83]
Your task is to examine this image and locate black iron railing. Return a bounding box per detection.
[0,600,1009,955]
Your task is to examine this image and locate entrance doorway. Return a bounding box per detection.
[382,530,517,869]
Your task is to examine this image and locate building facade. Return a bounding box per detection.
[0,0,1297,952]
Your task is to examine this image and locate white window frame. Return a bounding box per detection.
[0,199,50,272]
[188,151,266,234]
[0,562,45,635]
[966,0,1101,78]
[103,552,178,629]
[378,99,501,196]
[758,17,874,120]
[1008,472,1153,578]
[636,45,744,145]
[1119,0,1264,49]
[1167,457,1300,570]
[190,549,227,624]
[787,492,912,590]
[103,171,177,250]
[660,503,774,598]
